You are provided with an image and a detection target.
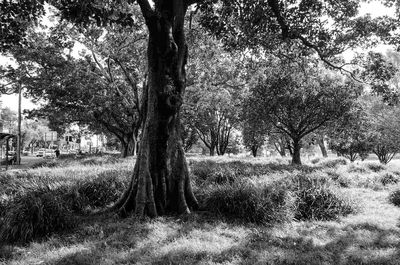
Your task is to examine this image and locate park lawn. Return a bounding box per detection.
[1,156,400,265]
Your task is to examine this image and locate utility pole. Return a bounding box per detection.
[16,84,22,165]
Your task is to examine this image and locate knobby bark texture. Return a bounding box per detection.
[113,0,198,217]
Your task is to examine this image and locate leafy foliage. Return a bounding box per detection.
[248,59,360,164]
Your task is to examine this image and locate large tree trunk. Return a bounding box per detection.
[120,135,136,158]
[114,1,198,217]
[292,139,302,165]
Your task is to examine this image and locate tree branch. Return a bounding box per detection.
[137,0,155,24]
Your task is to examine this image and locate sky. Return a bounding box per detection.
[0,1,396,113]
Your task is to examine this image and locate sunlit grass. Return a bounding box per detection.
[2,155,400,264]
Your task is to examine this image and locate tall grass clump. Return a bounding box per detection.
[202,181,293,224]
[380,172,399,186]
[0,162,130,244]
[365,163,386,172]
[291,174,355,220]
[389,190,400,207]
[0,187,77,244]
[76,173,128,208]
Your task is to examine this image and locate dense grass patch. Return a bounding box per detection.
[0,187,77,244]
[201,181,293,224]
[31,160,60,169]
[0,158,132,244]
[389,190,400,207]
[190,159,317,185]
[317,157,348,168]
[199,171,356,223]
[0,174,128,244]
[76,173,128,208]
[292,174,355,220]
[366,162,386,172]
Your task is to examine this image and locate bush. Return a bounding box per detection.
[318,157,348,168]
[0,188,76,244]
[380,173,399,186]
[294,186,354,220]
[289,174,355,220]
[202,181,293,224]
[389,190,400,207]
[366,163,386,173]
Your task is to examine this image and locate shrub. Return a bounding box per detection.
[294,186,354,220]
[380,173,399,186]
[389,190,400,207]
[0,188,76,244]
[288,174,355,220]
[202,181,293,224]
[318,157,348,168]
[366,163,386,173]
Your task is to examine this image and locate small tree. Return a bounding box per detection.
[367,96,400,164]
[242,100,268,157]
[250,60,360,165]
[329,100,373,162]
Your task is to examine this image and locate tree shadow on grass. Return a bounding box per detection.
[145,222,400,265]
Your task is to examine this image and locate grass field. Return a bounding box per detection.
[1,155,400,265]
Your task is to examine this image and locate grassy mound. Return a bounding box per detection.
[0,169,129,244]
[0,187,77,244]
[202,181,293,224]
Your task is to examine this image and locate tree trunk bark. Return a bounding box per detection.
[317,136,328,158]
[251,146,258,157]
[113,2,198,217]
[209,146,215,156]
[292,139,302,165]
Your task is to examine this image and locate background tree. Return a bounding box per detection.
[1,107,17,133]
[3,22,146,157]
[329,100,373,162]
[366,96,400,164]
[242,99,268,157]
[250,60,361,165]
[184,32,245,156]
